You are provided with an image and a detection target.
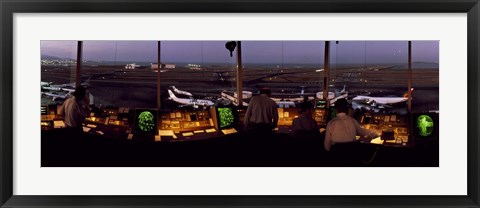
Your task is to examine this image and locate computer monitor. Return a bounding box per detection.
[361,115,372,124]
[315,99,327,109]
[189,113,198,121]
[48,104,59,115]
[413,113,438,139]
[216,106,236,129]
[134,109,158,134]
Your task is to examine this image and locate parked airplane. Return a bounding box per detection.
[41,80,93,104]
[220,85,348,108]
[170,86,193,97]
[168,89,214,109]
[41,81,52,87]
[41,81,89,90]
[220,91,249,106]
[275,100,296,108]
[42,92,71,101]
[316,85,348,106]
[352,88,414,108]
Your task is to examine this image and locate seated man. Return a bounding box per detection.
[324,98,378,152]
[291,101,319,139]
[58,86,91,134]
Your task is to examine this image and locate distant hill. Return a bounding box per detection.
[41,54,75,61]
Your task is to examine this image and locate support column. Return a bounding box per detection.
[408,41,412,113]
[75,41,82,88]
[157,41,162,110]
[236,41,243,107]
[323,41,330,106]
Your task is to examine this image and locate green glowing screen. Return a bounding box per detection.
[138,111,155,132]
[218,107,234,128]
[416,115,434,137]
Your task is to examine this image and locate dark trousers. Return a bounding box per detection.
[329,142,363,166]
[246,123,274,140]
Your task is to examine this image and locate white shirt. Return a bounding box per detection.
[324,112,377,151]
[59,96,89,128]
[244,94,278,126]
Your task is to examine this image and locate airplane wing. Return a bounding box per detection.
[375,103,393,108]
[352,97,371,105]
[352,97,392,109]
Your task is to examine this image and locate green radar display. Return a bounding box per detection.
[416,115,434,137]
[138,111,155,132]
[218,107,235,128]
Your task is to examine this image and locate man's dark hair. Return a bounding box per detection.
[259,88,271,96]
[335,98,350,113]
[299,101,313,113]
[73,86,86,100]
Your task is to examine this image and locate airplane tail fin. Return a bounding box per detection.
[168,90,176,99]
[403,88,414,98]
[340,84,347,94]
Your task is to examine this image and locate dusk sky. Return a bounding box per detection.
[40,41,439,64]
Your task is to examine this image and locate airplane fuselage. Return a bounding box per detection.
[168,90,214,108]
[352,96,407,105]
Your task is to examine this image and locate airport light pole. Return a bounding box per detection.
[75,41,83,88]
[157,41,162,110]
[408,41,412,113]
[323,41,330,107]
[236,41,243,107]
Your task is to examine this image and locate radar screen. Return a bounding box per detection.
[134,109,158,134]
[413,113,438,139]
[217,107,235,129]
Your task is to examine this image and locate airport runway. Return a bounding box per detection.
[41,64,439,113]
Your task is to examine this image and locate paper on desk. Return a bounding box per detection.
[158,130,178,139]
[221,128,237,135]
[82,127,91,132]
[182,132,194,137]
[369,137,383,145]
[205,128,217,133]
[53,120,65,128]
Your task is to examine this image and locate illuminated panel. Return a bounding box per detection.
[41,106,47,115]
[315,99,327,109]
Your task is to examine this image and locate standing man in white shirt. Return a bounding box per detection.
[324,98,378,152]
[244,88,279,136]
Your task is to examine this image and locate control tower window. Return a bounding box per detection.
[242,41,325,107]
[40,41,78,107]
[332,41,412,115]
[160,41,237,111]
[81,41,158,109]
[411,41,439,113]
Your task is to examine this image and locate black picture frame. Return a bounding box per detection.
[1,0,479,207]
